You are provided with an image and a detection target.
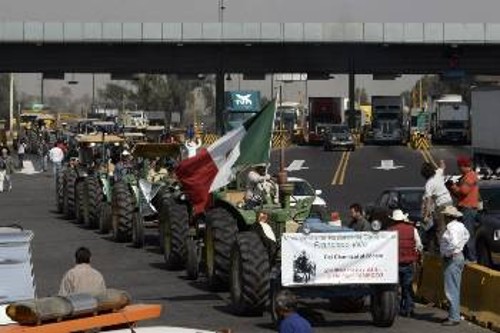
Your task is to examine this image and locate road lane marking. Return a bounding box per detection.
[331,151,351,186]
[337,151,351,185]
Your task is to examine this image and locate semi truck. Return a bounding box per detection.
[305,97,344,144]
[430,95,470,144]
[471,87,500,172]
[368,96,405,145]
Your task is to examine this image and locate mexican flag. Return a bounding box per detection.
[175,101,276,214]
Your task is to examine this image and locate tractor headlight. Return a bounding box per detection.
[371,220,382,231]
[179,194,186,201]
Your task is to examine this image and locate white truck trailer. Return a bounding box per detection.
[471,87,500,171]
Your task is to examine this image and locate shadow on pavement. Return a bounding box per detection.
[140,293,223,302]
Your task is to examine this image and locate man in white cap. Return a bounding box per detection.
[388,209,423,317]
[440,205,469,326]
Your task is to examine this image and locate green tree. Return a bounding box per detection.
[98,83,131,110]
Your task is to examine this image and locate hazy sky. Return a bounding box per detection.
[2,0,500,22]
[7,0,497,101]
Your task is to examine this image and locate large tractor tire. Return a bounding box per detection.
[205,207,238,290]
[111,182,134,243]
[371,286,398,327]
[132,212,145,248]
[230,231,270,316]
[186,237,200,280]
[56,170,65,213]
[159,198,189,270]
[74,180,87,224]
[64,169,77,220]
[83,176,103,229]
[98,202,112,234]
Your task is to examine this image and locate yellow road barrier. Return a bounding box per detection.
[272,130,291,149]
[416,253,500,331]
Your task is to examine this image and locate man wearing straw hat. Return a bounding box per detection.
[440,206,470,326]
[388,209,423,317]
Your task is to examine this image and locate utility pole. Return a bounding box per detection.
[218,0,226,23]
[9,74,14,134]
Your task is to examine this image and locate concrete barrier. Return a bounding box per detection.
[417,253,500,331]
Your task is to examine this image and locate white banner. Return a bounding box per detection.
[281,232,399,287]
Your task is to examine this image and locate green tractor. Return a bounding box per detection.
[111,143,181,247]
[73,134,126,230]
[69,134,125,229]
[226,182,399,327]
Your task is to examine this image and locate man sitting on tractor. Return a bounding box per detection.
[245,164,279,208]
[114,150,133,182]
[147,158,169,183]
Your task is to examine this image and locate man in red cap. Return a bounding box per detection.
[448,155,479,262]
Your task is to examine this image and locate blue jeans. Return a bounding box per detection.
[460,207,478,262]
[399,264,414,314]
[443,254,465,321]
[52,161,62,178]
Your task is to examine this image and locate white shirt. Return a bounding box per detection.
[440,220,470,257]
[185,140,201,158]
[49,147,64,163]
[424,168,453,207]
[245,170,270,201]
[17,143,26,155]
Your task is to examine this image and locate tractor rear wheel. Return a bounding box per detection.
[98,202,112,234]
[371,286,397,327]
[159,198,189,270]
[64,169,77,220]
[111,182,134,243]
[132,212,145,248]
[84,176,103,229]
[205,207,238,290]
[186,237,199,280]
[56,170,65,213]
[74,180,86,224]
[230,231,270,316]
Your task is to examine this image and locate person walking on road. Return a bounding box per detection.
[448,156,479,263]
[388,209,423,317]
[349,203,372,231]
[17,140,27,169]
[275,290,312,333]
[0,147,15,192]
[440,206,469,326]
[59,247,106,296]
[49,143,64,177]
[421,160,453,252]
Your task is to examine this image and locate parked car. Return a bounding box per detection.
[323,124,356,151]
[366,187,424,227]
[288,177,328,219]
[476,181,500,268]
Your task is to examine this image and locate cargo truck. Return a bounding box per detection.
[368,96,405,145]
[304,97,344,144]
[471,87,500,171]
[430,95,470,144]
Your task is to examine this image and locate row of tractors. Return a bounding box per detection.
[54,132,398,327]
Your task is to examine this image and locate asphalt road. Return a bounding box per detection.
[1,146,488,333]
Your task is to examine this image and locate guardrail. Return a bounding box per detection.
[416,253,500,331]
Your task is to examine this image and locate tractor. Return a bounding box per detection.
[110,143,181,247]
[73,134,125,230]
[226,181,399,328]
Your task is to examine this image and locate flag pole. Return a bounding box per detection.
[278,85,287,185]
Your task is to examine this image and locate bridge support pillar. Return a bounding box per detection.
[348,57,355,112]
[215,70,225,135]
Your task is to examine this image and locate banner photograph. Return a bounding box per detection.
[281,232,399,287]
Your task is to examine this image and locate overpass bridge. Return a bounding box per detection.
[2,21,500,131]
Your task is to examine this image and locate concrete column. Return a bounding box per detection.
[215,70,225,135]
[348,56,355,112]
